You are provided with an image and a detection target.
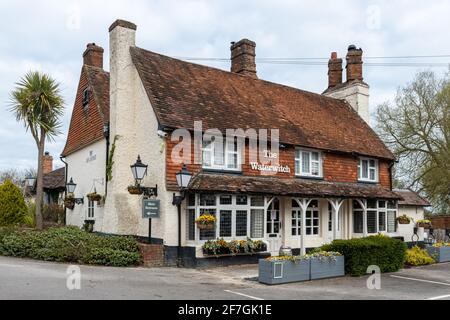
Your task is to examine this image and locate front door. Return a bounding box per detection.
[266,198,282,255]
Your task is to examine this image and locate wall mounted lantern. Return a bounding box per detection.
[172,164,193,205]
[130,155,158,197]
[66,178,84,204]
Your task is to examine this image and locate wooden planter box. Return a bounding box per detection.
[258,259,310,285]
[310,256,345,280]
[427,246,450,263]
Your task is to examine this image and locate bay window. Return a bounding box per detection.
[358,158,378,182]
[295,149,322,178]
[187,194,266,243]
[202,136,240,171]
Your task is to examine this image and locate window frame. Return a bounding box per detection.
[82,88,90,108]
[291,199,320,237]
[202,136,241,172]
[358,157,379,183]
[186,194,266,244]
[295,148,323,178]
[87,199,95,220]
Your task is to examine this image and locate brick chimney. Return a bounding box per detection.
[43,152,53,174]
[346,45,363,82]
[328,52,343,88]
[83,43,104,69]
[323,44,370,125]
[230,39,257,78]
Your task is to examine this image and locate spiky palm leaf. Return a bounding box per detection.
[9,71,64,142]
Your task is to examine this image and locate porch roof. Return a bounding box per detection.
[188,173,402,200]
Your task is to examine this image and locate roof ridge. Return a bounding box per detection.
[131,46,345,104]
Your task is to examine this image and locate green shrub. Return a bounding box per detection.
[0,180,27,226]
[0,226,142,267]
[405,246,435,266]
[81,248,142,267]
[321,235,407,276]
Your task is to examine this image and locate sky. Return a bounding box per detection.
[1,0,449,171]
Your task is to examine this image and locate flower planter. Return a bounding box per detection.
[64,200,75,210]
[417,223,432,229]
[127,186,143,195]
[427,246,450,263]
[197,223,215,231]
[310,256,345,280]
[258,259,310,285]
[87,193,102,202]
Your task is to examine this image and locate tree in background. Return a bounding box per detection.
[0,180,27,226]
[377,71,450,214]
[9,72,64,229]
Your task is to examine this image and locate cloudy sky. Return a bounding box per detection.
[1,0,449,171]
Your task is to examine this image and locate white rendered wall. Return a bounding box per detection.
[397,206,425,242]
[324,82,370,125]
[102,22,179,245]
[65,139,107,230]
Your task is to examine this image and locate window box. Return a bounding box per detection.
[258,259,310,285]
[426,245,450,263]
[310,255,345,280]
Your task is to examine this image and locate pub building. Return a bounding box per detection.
[61,19,423,267]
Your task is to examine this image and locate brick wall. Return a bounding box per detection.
[138,243,165,267]
[165,132,392,191]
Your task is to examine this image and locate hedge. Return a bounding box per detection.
[0,227,142,267]
[321,235,407,276]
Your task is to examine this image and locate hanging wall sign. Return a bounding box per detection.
[142,199,160,219]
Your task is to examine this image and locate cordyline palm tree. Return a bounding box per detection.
[9,71,64,229]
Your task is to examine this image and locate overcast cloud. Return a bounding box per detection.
[1,0,449,171]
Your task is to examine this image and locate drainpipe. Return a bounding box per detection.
[103,122,110,196]
[60,156,68,225]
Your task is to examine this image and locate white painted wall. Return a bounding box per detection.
[65,139,107,230]
[102,21,180,246]
[324,82,370,125]
[397,205,425,242]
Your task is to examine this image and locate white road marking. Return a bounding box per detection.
[390,275,450,286]
[427,294,450,300]
[224,290,264,300]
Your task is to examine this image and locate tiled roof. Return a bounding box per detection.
[189,173,401,200]
[43,167,65,190]
[62,65,109,157]
[394,189,430,206]
[130,46,394,160]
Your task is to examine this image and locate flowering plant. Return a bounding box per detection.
[266,251,342,263]
[416,219,432,228]
[195,213,216,230]
[432,242,450,248]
